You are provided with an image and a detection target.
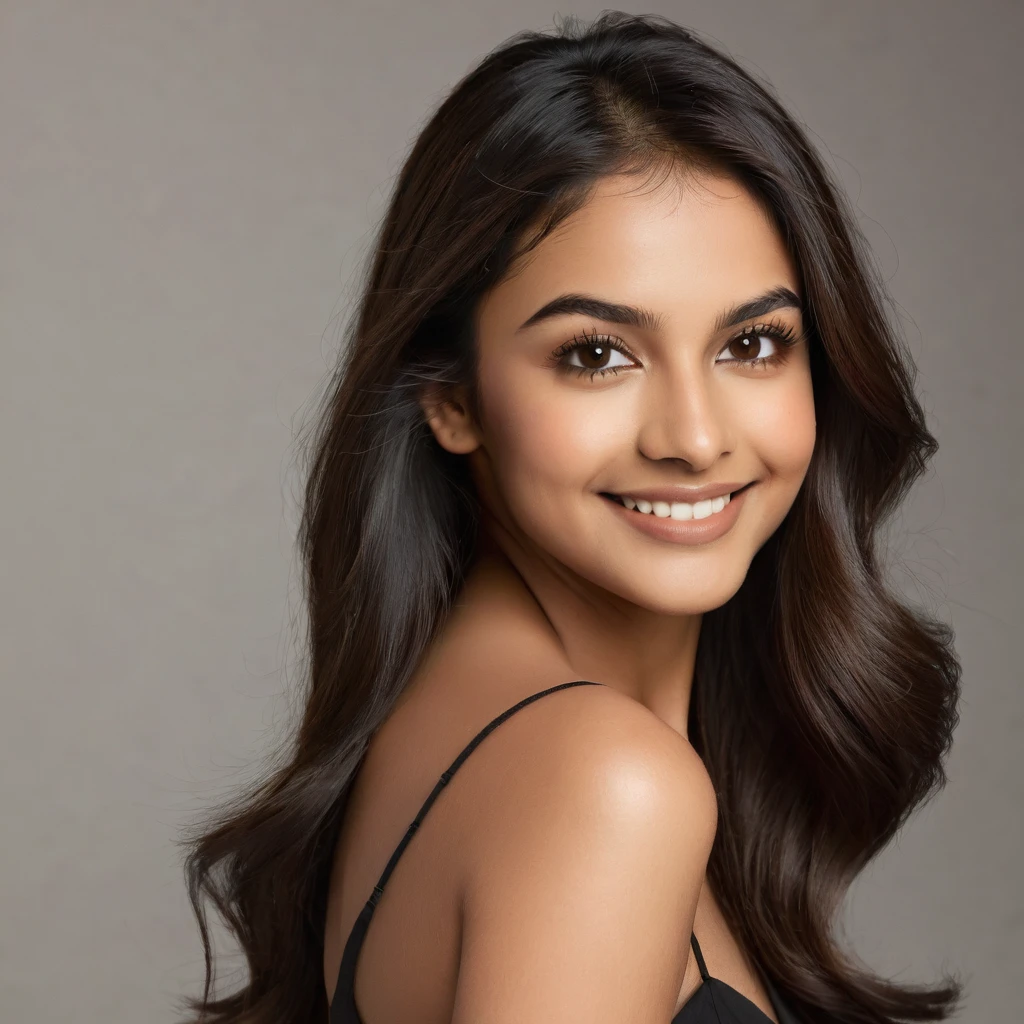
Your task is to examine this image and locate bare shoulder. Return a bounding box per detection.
[450,682,717,1023]
[455,682,717,861]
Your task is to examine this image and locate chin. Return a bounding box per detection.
[630,578,747,616]
[576,555,753,616]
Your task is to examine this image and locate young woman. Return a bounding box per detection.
[181,12,962,1024]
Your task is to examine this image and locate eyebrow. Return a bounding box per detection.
[515,285,803,334]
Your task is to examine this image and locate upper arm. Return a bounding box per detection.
[450,685,718,1024]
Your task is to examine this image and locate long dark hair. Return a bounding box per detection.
[180,12,962,1023]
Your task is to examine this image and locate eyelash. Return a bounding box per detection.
[550,318,801,381]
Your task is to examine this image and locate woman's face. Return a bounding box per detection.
[429,168,816,615]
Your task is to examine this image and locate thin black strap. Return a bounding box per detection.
[690,932,710,982]
[331,680,605,1022]
[690,932,725,1024]
[368,679,605,906]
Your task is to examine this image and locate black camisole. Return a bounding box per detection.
[329,680,800,1024]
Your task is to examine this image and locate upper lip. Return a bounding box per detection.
[606,481,752,503]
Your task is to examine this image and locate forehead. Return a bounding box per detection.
[480,169,800,335]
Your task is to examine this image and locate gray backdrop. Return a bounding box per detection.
[2,1,1020,1021]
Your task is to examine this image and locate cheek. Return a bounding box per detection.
[478,369,630,494]
[743,372,817,484]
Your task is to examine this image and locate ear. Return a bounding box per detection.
[418,383,481,455]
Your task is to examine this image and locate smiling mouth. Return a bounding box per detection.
[601,482,754,521]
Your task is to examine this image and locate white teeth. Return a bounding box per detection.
[618,492,734,520]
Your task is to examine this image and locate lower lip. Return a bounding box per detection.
[601,484,753,546]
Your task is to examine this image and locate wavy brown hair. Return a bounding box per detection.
[179,12,962,1024]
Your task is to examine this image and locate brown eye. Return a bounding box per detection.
[716,325,793,367]
[576,343,614,369]
[727,332,765,361]
[556,335,634,376]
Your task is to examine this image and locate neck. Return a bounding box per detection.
[466,523,702,739]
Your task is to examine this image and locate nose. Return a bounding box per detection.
[635,366,734,471]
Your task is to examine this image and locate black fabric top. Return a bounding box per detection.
[328,680,801,1024]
